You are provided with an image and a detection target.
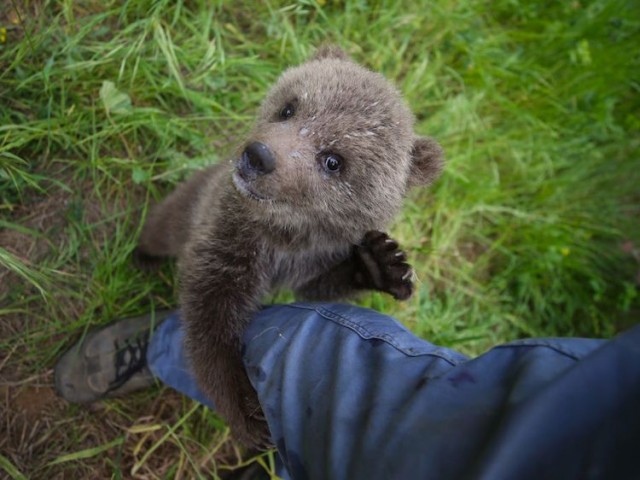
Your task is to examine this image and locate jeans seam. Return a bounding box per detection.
[312,305,462,366]
[492,342,582,361]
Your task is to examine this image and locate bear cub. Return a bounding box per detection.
[135,46,444,449]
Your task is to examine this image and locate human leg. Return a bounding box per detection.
[241,303,640,480]
[56,303,640,479]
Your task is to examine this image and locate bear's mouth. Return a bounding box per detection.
[232,171,270,202]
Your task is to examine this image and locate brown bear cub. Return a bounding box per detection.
[135,46,444,449]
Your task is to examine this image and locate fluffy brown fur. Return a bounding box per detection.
[134,47,444,449]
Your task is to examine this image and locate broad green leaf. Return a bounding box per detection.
[99,80,132,115]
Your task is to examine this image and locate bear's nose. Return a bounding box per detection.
[242,142,276,175]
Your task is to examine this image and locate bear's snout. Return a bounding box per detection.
[240,142,276,178]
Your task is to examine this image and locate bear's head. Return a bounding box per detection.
[232,46,443,244]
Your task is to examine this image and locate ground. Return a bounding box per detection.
[1,0,639,478]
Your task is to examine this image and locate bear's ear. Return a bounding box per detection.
[311,45,351,62]
[407,137,444,188]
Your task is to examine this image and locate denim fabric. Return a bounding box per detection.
[146,311,214,409]
[147,303,640,480]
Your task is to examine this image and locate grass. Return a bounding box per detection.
[1,0,639,477]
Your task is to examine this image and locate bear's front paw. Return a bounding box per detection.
[222,374,273,451]
[354,230,414,300]
[228,403,272,451]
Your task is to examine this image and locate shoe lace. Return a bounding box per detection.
[107,333,149,393]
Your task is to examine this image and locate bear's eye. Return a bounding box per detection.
[321,153,343,173]
[279,103,295,120]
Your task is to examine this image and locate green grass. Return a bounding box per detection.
[1,0,639,477]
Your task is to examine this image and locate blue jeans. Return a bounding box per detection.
[146,303,640,480]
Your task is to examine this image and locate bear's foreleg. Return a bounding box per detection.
[295,230,414,301]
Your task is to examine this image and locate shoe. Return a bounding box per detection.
[54,311,172,403]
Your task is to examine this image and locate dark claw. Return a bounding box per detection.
[394,251,407,261]
[381,239,398,251]
[356,230,415,300]
[363,230,386,243]
[390,282,413,301]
